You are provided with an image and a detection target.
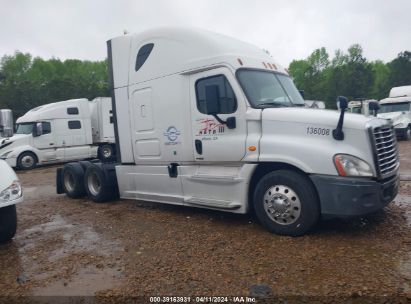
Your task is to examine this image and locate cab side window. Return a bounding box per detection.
[68,120,81,129]
[42,122,51,135]
[195,75,237,114]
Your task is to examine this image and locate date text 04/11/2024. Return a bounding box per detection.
[149,296,257,303]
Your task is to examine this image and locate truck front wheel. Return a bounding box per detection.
[0,205,17,243]
[17,152,37,170]
[98,144,114,162]
[253,170,320,236]
[405,126,411,140]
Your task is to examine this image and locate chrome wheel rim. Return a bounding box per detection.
[21,155,34,168]
[88,171,101,196]
[102,147,112,158]
[263,184,301,225]
[64,171,75,192]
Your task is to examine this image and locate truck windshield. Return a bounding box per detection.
[237,69,305,108]
[15,123,35,135]
[379,102,410,113]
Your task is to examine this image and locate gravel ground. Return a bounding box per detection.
[0,141,410,303]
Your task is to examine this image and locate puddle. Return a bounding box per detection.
[23,185,57,200]
[394,195,411,226]
[16,214,124,296]
[33,265,122,296]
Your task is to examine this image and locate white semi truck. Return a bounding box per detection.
[348,99,380,117]
[378,86,411,140]
[0,109,14,139]
[0,97,115,170]
[57,28,399,236]
[0,159,23,242]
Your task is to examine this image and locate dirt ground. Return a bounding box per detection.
[0,141,410,303]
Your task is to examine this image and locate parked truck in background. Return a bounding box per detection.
[378,85,411,140]
[0,109,14,139]
[57,28,399,236]
[0,160,23,242]
[347,99,381,117]
[304,100,326,109]
[0,97,115,170]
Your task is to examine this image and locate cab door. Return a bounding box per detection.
[189,68,247,162]
[33,121,62,161]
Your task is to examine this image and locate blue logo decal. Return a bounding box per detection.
[164,126,181,142]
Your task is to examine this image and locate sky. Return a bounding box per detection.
[0,0,410,67]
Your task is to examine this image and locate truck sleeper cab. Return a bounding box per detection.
[58,28,399,236]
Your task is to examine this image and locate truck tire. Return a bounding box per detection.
[405,126,411,141]
[78,160,92,171]
[62,163,86,198]
[0,205,17,243]
[253,170,320,237]
[98,144,114,162]
[84,163,116,203]
[17,152,37,170]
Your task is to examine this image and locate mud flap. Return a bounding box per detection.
[56,168,64,194]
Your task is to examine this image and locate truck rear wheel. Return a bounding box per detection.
[253,170,320,237]
[17,152,37,170]
[62,163,86,198]
[84,164,116,203]
[0,205,17,243]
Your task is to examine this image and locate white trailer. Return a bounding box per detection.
[58,28,399,236]
[378,86,411,140]
[0,97,115,170]
[0,109,14,138]
[0,159,23,242]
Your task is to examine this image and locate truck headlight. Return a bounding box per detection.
[394,123,406,128]
[333,154,373,177]
[0,180,22,202]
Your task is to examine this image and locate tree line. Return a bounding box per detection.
[289,45,411,108]
[0,46,410,118]
[0,52,109,118]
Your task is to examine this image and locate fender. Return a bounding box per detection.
[1,145,41,168]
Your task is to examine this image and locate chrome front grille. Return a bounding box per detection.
[372,125,399,176]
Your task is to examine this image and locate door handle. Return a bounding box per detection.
[49,143,54,146]
[195,140,202,155]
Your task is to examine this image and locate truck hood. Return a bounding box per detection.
[377,112,403,121]
[259,107,388,176]
[0,134,31,149]
[261,107,384,130]
[0,160,18,192]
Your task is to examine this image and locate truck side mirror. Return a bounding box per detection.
[369,101,380,116]
[205,85,220,115]
[333,96,348,141]
[33,122,43,137]
[299,90,305,99]
[337,96,348,110]
[204,84,236,129]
